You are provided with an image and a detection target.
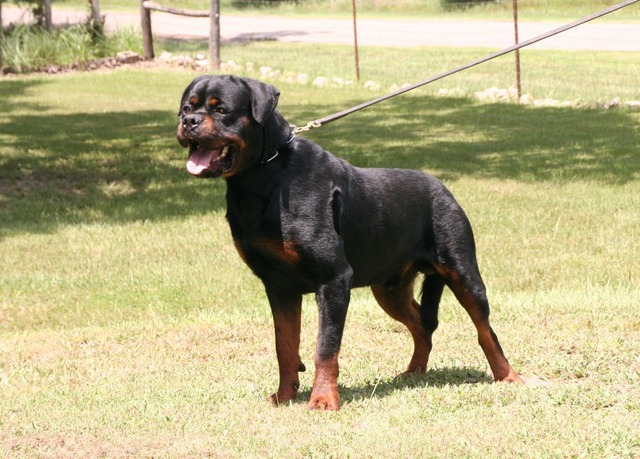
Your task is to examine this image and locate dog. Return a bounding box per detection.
[177,75,523,410]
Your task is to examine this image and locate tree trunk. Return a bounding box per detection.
[0,0,4,74]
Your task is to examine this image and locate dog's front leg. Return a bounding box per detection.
[266,288,305,406]
[309,269,353,410]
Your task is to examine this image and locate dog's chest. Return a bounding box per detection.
[226,188,307,279]
[233,230,314,292]
[226,186,284,239]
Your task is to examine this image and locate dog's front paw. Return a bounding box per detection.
[268,379,301,406]
[308,391,340,411]
[268,392,296,406]
[268,385,299,406]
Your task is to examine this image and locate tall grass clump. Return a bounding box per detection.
[1,23,142,73]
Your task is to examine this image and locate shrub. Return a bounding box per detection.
[1,23,142,73]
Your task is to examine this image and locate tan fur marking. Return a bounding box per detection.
[254,238,301,265]
[233,239,248,265]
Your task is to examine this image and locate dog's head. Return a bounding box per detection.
[177,75,289,178]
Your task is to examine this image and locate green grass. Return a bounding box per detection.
[174,41,639,106]
[1,47,639,456]
[0,24,143,73]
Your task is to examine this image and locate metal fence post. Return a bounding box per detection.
[210,0,220,71]
[513,0,522,102]
[351,0,360,81]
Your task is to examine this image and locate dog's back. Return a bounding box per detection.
[248,136,473,288]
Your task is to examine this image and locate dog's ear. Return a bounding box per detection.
[239,77,281,126]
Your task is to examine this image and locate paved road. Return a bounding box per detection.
[3,6,639,51]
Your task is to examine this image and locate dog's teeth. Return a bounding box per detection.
[220,146,229,158]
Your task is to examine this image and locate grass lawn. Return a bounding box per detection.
[1,43,639,456]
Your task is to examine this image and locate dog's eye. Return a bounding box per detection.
[182,105,192,115]
[214,107,228,115]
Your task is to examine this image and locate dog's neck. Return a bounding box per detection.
[261,132,295,164]
[225,110,295,189]
[259,109,293,165]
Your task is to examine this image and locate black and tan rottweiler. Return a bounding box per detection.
[177,75,523,410]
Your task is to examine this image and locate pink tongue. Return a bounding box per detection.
[187,148,216,176]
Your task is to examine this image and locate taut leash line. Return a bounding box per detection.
[291,0,638,135]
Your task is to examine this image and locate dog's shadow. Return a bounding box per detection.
[293,367,493,406]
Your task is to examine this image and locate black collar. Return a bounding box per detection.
[261,132,295,164]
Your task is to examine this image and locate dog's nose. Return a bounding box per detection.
[182,114,202,129]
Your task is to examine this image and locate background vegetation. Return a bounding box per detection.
[4,0,640,19]
[1,23,142,72]
[2,0,638,75]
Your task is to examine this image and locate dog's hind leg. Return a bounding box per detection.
[266,288,305,406]
[434,263,523,384]
[371,274,444,375]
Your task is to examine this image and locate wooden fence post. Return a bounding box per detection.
[91,0,101,28]
[140,1,219,64]
[44,0,52,31]
[140,0,154,59]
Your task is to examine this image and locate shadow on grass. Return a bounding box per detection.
[158,36,295,55]
[1,81,638,237]
[294,367,493,407]
[0,106,227,237]
[342,367,494,402]
[303,94,639,184]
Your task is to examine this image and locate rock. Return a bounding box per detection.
[603,97,621,109]
[364,80,380,91]
[312,76,328,88]
[116,51,142,64]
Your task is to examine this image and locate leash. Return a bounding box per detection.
[291,0,638,135]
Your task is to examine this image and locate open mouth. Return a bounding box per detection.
[186,141,236,177]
